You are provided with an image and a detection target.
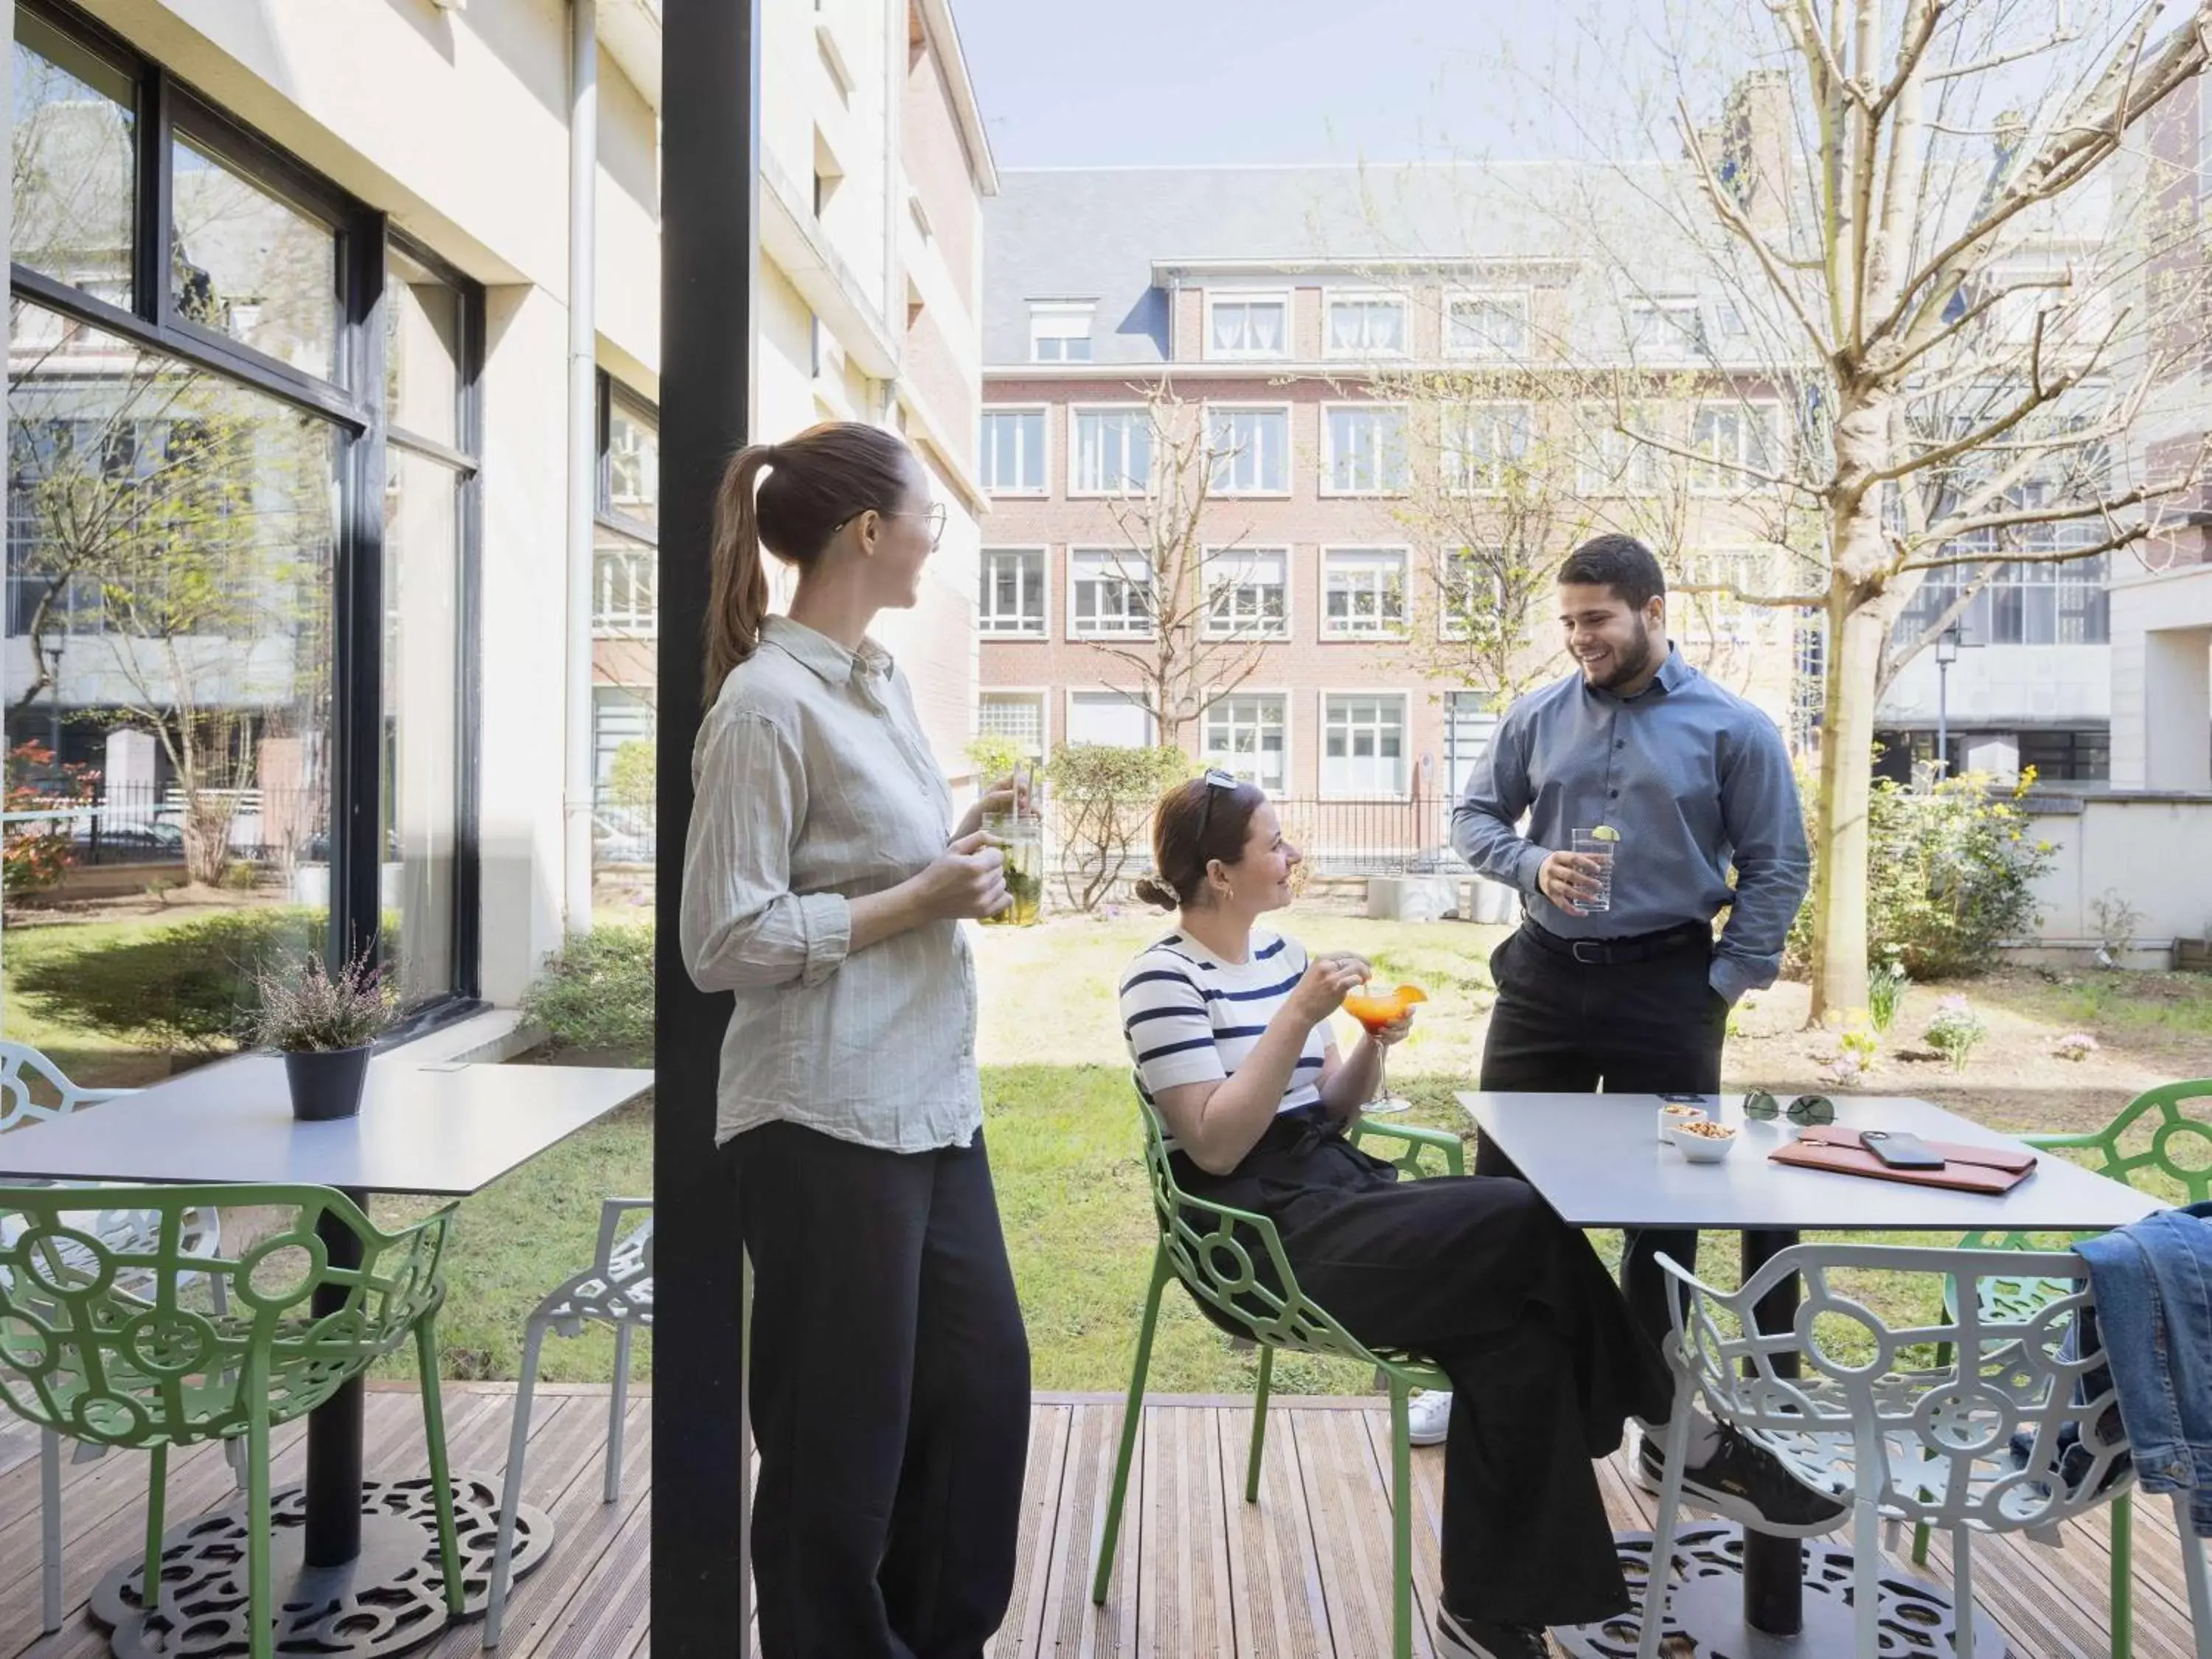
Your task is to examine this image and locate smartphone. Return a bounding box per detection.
[1658,1093,1706,1105]
[1860,1130,1945,1170]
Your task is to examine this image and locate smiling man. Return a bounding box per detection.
[1447,532,1809,1359]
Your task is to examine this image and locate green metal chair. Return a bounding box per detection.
[1,1040,244,1632]
[0,1183,465,1659]
[1091,1089,1464,1659]
[1913,1078,2212,1659]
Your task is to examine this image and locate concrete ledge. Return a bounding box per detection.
[1366,874,1461,922]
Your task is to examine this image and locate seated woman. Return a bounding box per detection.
[1120,772,1842,1659]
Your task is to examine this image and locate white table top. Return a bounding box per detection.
[0,1054,653,1197]
[1458,1091,2165,1233]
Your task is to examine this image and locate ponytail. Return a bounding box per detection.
[704,445,776,698]
[700,422,916,705]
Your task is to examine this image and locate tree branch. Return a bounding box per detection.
[1674,100,1837,358]
[1899,519,2153,573]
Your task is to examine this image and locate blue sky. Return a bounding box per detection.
[947,0,1601,170]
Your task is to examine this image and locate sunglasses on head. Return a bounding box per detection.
[1195,768,1238,843]
[1742,1091,1836,1124]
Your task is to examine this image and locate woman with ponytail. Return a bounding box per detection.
[680,422,1031,1659]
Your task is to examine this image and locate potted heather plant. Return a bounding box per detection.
[250,950,394,1121]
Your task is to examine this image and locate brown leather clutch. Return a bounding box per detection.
[1767,1127,2038,1194]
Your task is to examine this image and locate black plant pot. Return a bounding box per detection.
[283,1045,372,1121]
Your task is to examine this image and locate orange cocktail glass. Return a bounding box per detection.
[1340,984,1427,1113]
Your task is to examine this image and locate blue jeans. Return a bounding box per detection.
[2077,1201,2212,1538]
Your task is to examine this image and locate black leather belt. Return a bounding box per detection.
[1517,919,1711,966]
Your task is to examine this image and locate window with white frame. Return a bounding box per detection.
[978,547,1047,636]
[1627,296,1705,361]
[1442,402,1531,493]
[1676,548,1771,640]
[1324,404,1408,493]
[1070,549,1154,637]
[1071,407,1154,495]
[1325,291,1407,356]
[1689,401,1778,493]
[1207,405,1291,494]
[592,543,657,634]
[1446,291,1529,360]
[1438,548,1509,640]
[1322,694,1408,796]
[1207,292,1290,359]
[1068,688,1155,747]
[1203,694,1288,793]
[1029,301,1095,362]
[980,408,1046,495]
[1203,546,1290,639]
[1576,403,1663,495]
[1323,548,1409,638]
[978,691,1047,758]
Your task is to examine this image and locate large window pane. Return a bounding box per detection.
[381,450,462,1006]
[11,15,136,307]
[172,136,340,380]
[387,246,461,447]
[6,304,336,1080]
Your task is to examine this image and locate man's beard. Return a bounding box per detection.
[1584,616,1656,690]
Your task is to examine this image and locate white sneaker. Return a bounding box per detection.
[1406,1388,1453,1447]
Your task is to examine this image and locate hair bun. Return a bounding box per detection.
[1131,877,1180,911]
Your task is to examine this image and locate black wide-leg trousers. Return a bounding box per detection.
[1477,923,1728,1346]
[1188,1118,1674,1626]
[728,1120,1032,1659]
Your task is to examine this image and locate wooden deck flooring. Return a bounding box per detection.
[2,1385,2197,1658]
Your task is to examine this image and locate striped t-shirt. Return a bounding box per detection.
[1119,931,1329,1115]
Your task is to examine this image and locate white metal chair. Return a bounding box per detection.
[484,1197,653,1648]
[0,1040,240,1632]
[1637,1242,2212,1659]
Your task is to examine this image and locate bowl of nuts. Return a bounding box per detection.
[1667,1119,1739,1164]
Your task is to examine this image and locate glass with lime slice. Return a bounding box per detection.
[1570,825,1619,913]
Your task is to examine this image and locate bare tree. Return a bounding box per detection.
[1077,386,1281,751]
[1417,1,2211,1020]
[1372,366,1597,708]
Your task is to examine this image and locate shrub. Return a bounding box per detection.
[1788,768,2053,981]
[520,924,653,1063]
[13,907,326,1053]
[1922,995,1988,1073]
[3,741,91,903]
[607,740,655,813]
[1044,743,1192,914]
[964,734,1028,791]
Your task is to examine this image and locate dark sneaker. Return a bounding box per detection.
[1436,1606,1549,1659]
[1638,1424,1848,1537]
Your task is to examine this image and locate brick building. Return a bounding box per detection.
[975,164,1804,849]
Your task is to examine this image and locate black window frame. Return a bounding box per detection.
[9,0,484,1023]
[595,369,661,546]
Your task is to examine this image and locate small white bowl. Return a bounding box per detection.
[1657,1102,1706,1144]
[1668,1121,1739,1164]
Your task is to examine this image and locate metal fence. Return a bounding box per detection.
[0,781,323,866]
[576,790,1459,882]
[1250,796,1460,877]
[593,787,656,866]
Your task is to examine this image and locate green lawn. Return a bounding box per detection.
[9,905,2209,1391]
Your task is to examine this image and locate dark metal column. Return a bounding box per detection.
[1740,1227,1804,1635]
[302,1188,370,1566]
[654,1,759,1652]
